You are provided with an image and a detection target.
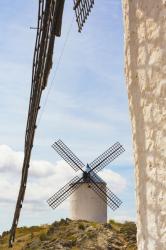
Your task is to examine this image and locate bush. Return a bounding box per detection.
[120,221,137,242]
[30,232,34,239]
[2,231,9,237]
[90,222,98,228]
[78,223,85,230]
[39,232,49,241]
[86,231,96,239]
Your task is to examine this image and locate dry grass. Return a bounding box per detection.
[0,225,48,250]
[0,219,137,250]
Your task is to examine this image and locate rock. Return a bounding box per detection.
[1,219,137,249]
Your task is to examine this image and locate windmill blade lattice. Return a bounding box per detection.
[73,0,95,32]
[47,176,83,209]
[89,142,125,174]
[106,186,122,210]
[52,140,85,172]
[88,175,122,211]
[49,139,124,211]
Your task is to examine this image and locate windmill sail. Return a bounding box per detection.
[73,0,95,32]
[47,176,83,209]
[49,139,124,211]
[52,140,85,172]
[89,142,125,174]
[88,175,122,211]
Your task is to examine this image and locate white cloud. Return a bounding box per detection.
[99,169,127,193]
[0,145,23,173]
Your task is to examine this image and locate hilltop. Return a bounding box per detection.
[0,219,137,250]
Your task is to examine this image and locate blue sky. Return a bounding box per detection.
[0,0,136,234]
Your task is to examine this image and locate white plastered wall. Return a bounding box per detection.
[70,183,107,223]
[122,1,166,249]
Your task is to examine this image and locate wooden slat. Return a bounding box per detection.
[73,0,95,32]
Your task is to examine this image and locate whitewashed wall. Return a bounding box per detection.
[70,183,107,223]
[123,1,166,249]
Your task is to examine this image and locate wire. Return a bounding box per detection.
[37,16,75,125]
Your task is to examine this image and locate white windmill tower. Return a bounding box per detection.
[70,164,107,223]
[47,140,125,223]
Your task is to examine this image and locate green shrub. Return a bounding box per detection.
[120,221,137,242]
[2,231,9,237]
[78,223,85,230]
[90,222,98,228]
[39,232,49,241]
[86,231,96,239]
[30,232,34,239]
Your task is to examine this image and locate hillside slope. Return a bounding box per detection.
[0,219,137,250]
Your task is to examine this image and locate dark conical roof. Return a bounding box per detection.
[79,164,106,184]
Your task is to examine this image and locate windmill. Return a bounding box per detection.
[9,0,118,246]
[47,139,125,223]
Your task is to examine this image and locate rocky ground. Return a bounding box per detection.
[0,219,137,250]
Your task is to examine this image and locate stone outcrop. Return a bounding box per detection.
[0,219,137,249]
[122,1,166,249]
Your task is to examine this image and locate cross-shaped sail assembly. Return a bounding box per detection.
[47,140,125,211]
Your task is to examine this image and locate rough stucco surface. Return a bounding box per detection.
[70,183,107,223]
[122,0,166,249]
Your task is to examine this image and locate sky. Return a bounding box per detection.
[0,0,136,234]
